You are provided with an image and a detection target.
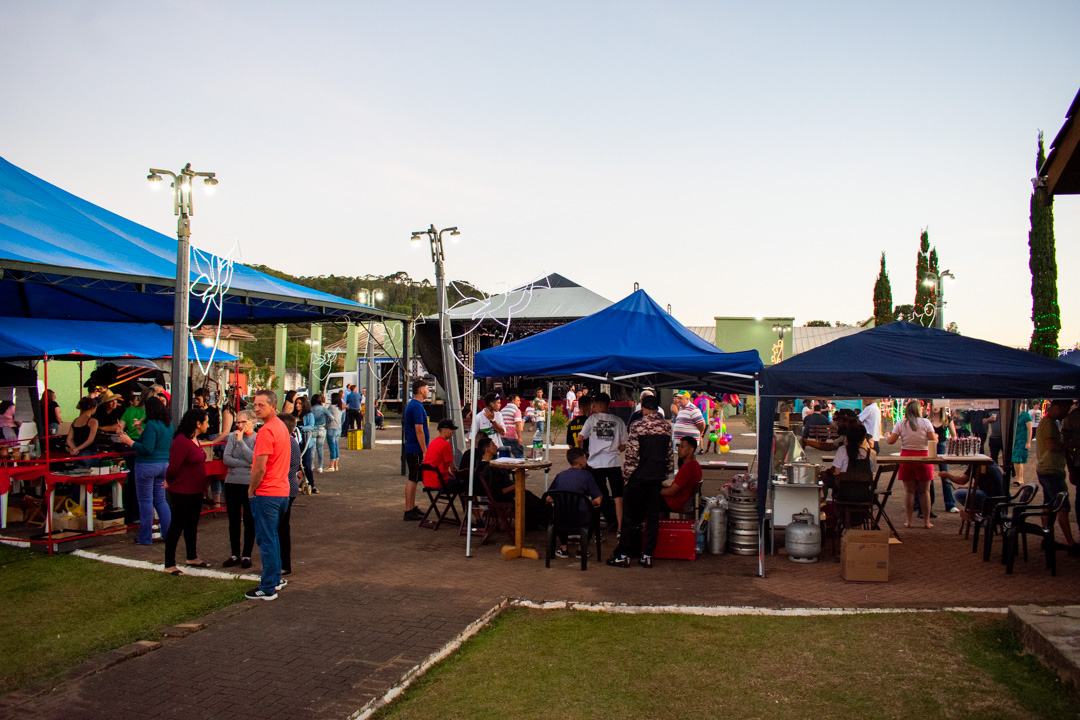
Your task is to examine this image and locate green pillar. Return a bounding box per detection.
[273,323,287,403]
[310,323,323,394]
[345,322,359,383]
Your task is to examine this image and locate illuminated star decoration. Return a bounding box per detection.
[187,243,236,376]
[444,274,553,371]
[910,301,937,328]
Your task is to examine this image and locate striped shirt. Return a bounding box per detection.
[500,403,522,441]
[672,405,705,443]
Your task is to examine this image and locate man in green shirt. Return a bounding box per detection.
[1035,400,1079,555]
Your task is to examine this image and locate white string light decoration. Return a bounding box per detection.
[910,301,937,328]
[187,242,237,376]
[443,273,552,371]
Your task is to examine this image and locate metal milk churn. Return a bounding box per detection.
[785,508,821,563]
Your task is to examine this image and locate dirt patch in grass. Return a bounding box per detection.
[0,544,247,693]
[377,609,1079,720]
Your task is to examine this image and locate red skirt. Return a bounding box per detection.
[898,449,933,484]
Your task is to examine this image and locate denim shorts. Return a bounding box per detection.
[1037,472,1070,512]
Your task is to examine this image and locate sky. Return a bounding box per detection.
[2,1,1079,348]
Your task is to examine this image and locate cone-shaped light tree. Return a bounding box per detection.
[1029,131,1060,356]
[873,253,893,325]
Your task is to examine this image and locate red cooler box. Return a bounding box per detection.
[650,519,696,561]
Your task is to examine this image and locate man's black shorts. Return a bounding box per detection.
[591,466,624,498]
[406,452,423,484]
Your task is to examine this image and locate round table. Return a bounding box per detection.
[489,458,551,560]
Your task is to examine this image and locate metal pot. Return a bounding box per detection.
[784,508,821,563]
[784,462,820,485]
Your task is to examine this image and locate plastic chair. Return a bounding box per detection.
[542,490,602,571]
[971,482,1036,555]
[475,469,516,546]
[418,464,462,530]
[831,471,876,554]
[1004,491,1068,576]
[981,483,1038,562]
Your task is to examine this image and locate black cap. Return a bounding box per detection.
[437,419,459,431]
[641,395,660,410]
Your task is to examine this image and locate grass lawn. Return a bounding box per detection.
[0,544,247,693]
[377,609,1079,720]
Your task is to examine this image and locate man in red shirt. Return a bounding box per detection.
[247,389,292,600]
[661,436,702,514]
[422,419,461,492]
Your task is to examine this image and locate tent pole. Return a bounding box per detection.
[544,380,553,489]
[466,377,479,558]
[755,377,765,578]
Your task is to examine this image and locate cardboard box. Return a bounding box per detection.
[94,517,126,532]
[841,529,889,582]
[6,506,25,523]
[51,513,86,532]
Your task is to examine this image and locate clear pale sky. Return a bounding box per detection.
[2,1,1078,348]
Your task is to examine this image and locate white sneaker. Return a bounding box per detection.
[948,507,960,513]
[318,467,324,473]
[275,578,289,591]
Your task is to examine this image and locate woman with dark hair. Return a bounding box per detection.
[65,397,99,466]
[40,390,61,435]
[162,408,211,574]
[326,391,343,472]
[117,397,173,545]
[294,395,317,493]
[884,400,937,530]
[281,390,297,415]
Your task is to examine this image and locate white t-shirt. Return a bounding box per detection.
[579,412,628,469]
[859,403,883,442]
[893,417,934,450]
[471,410,503,447]
[832,443,873,472]
[565,391,577,419]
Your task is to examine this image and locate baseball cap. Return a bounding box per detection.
[437,419,459,430]
[641,395,660,410]
[675,391,690,398]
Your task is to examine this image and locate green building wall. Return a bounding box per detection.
[713,317,794,366]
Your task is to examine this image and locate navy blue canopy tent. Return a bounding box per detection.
[472,289,763,393]
[0,317,237,361]
[0,156,405,324]
[756,321,1080,525]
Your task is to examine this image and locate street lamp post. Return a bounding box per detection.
[771,324,791,364]
[922,269,955,329]
[411,225,465,455]
[356,290,383,451]
[147,163,218,428]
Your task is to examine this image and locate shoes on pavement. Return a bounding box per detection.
[318,467,324,473]
[948,507,960,513]
[404,507,425,521]
[275,578,289,591]
[281,569,292,576]
[222,556,240,568]
[241,557,252,569]
[606,555,630,568]
[245,587,277,601]
[555,548,570,559]
[576,549,591,559]
[639,555,653,568]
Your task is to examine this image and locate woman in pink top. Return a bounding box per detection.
[884,400,938,529]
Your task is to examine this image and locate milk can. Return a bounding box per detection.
[708,504,727,554]
[784,508,821,563]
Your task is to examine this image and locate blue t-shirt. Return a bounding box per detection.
[548,467,602,520]
[345,391,362,410]
[403,398,429,453]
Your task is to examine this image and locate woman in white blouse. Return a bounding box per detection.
[884,400,938,529]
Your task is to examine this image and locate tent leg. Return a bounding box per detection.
[755,378,765,579]
[465,377,479,558]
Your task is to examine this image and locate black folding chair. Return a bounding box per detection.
[543,490,602,571]
[418,464,463,530]
[831,471,876,554]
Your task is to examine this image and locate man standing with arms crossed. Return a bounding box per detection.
[403,378,430,521]
[247,389,291,601]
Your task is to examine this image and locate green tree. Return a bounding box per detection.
[1028,131,1060,356]
[804,320,831,327]
[893,304,915,322]
[873,252,893,325]
[913,229,936,326]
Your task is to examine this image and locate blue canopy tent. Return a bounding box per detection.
[0,156,405,325]
[756,322,1080,552]
[473,289,763,394]
[0,317,237,361]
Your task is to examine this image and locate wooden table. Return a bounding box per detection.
[490,458,550,560]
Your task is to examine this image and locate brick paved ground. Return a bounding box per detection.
[4,417,1079,719]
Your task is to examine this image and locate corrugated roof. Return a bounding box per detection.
[438,277,612,321]
[791,326,864,355]
[686,326,716,345]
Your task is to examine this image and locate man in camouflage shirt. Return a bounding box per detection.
[608,394,673,568]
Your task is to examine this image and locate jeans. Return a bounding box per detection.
[134,461,170,545]
[250,494,289,594]
[326,428,341,460]
[345,409,362,432]
[279,497,296,573]
[502,438,524,458]
[301,437,315,488]
[535,421,546,437]
[313,426,327,469]
[164,492,202,567]
[988,436,1003,465]
[224,482,255,558]
[614,481,662,559]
